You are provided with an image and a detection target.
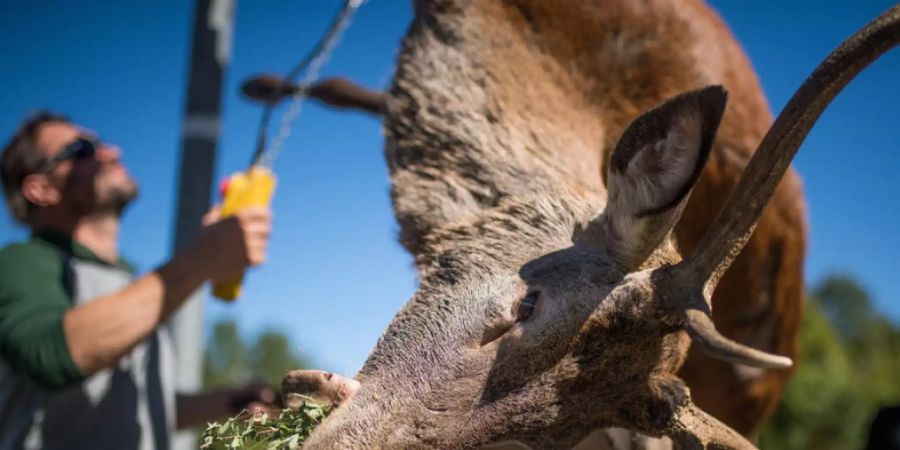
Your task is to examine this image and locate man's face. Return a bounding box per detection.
[35,121,138,217]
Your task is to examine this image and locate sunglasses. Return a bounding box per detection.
[38,137,99,173]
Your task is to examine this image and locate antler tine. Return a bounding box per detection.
[669,400,758,450]
[658,280,794,369]
[682,307,793,369]
[679,4,900,288]
[663,4,900,370]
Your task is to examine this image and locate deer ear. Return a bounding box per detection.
[589,86,727,268]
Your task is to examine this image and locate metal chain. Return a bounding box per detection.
[256,0,364,168]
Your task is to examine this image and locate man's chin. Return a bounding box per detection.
[102,185,139,217]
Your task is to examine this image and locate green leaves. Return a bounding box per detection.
[758,275,900,449]
[200,397,331,449]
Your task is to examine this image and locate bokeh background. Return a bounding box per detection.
[2,1,899,448]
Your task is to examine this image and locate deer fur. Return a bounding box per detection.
[390,0,805,438]
[301,0,813,448]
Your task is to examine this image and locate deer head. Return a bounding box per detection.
[300,3,900,449]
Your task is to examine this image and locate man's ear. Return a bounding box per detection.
[21,173,62,207]
[583,86,727,269]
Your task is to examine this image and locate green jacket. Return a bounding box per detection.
[0,231,174,450]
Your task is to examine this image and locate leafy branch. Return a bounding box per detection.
[201,395,330,450]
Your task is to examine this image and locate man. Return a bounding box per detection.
[0,112,275,449]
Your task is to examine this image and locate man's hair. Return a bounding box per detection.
[0,111,70,224]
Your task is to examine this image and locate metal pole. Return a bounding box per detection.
[170,0,235,448]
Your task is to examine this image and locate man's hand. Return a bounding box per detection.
[61,206,272,378]
[228,380,278,416]
[176,381,278,430]
[191,206,272,282]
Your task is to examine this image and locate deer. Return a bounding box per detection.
[254,1,900,448]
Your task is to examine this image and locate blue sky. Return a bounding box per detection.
[1,1,898,375]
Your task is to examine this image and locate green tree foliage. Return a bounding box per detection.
[204,319,249,388]
[758,275,900,449]
[203,318,309,390]
[250,331,309,388]
[815,275,875,342]
[757,300,864,449]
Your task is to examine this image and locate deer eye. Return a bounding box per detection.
[516,292,540,322]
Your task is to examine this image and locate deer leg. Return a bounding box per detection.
[241,75,385,116]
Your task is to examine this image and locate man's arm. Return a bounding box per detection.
[0,243,80,388]
[62,251,207,376]
[176,390,234,430]
[176,382,275,429]
[63,207,270,377]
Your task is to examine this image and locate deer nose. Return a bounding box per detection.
[281,370,360,407]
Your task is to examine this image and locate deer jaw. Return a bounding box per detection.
[304,88,744,449]
[304,205,688,449]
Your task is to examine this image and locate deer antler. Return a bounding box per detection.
[664,4,900,369]
[668,401,757,450]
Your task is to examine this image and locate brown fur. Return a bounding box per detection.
[306,1,806,447]
[389,0,806,437]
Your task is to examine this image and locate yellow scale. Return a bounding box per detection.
[212,166,277,301]
[212,0,363,300]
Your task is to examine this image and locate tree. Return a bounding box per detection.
[250,331,308,388]
[203,319,249,388]
[203,318,309,390]
[759,275,900,449]
[757,299,864,449]
[814,274,875,342]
